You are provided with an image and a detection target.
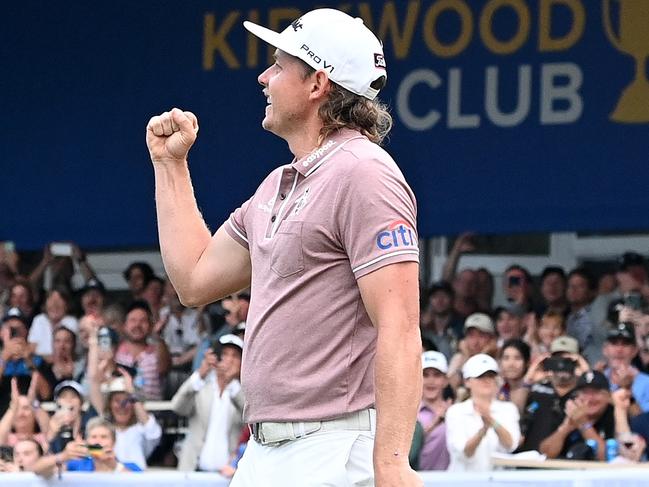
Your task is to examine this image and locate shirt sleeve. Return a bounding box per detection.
[494,401,521,453]
[445,403,472,458]
[140,415,162,457]
[225,196,253,249]
[335,156,419,279]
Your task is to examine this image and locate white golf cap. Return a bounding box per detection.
[462,353,499,379]
[243,8,387,100]
[219,333,244,351]
[422,351,448,374]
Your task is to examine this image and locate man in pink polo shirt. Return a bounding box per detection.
[146,8,421,486]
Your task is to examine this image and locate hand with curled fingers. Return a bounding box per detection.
[146,108,199,164]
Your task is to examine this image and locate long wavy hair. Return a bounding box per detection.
[301,63,393,145]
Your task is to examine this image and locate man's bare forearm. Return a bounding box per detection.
[374,324,422,473]
[154,162,212,300]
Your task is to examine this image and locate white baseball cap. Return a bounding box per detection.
[243,8,387,100]
[219,333,244,351]
[422,351,448,374]
[462,353,499,379]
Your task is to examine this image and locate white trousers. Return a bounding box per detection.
[230,430,375,487]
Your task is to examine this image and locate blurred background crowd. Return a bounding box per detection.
[1,236,649,476]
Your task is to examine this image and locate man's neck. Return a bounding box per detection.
[284,119,325,160]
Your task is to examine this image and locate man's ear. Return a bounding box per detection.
[309,70,331,101]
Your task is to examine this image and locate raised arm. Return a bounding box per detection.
[357,261,423,487]
[147,108,251,306]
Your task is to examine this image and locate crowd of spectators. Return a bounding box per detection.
[0,242,247,477]
[2,237,649,476]
[413,234,649,470]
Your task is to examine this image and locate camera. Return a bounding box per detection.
[623,292,644,311]
[59,424,74,448]
[543,356,576,373]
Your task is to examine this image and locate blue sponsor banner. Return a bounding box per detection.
[2,1,648,249]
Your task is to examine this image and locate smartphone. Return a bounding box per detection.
[0,445,13,463]
[50,242,73,257]
[86,444,103,458]
[9,327,20,338]
[624,292,643,311]
[508,275,522,287]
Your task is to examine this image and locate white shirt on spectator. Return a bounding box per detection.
[195,371,241,472]
[160,307,204,355]
[114,414,163,470]
[28,313,79,356]
[445,398,520,472]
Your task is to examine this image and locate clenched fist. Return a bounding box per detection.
[146,108,199,164]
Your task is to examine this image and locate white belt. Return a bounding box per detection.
[249,408,376,447]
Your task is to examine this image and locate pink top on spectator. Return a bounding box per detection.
[115,343,163,400]
[225,128,418,423]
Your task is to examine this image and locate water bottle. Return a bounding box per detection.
[133,362,145,390]
[605,438,618,462]
[585,439,598,459]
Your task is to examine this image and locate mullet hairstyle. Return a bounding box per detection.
[301,63,393,146]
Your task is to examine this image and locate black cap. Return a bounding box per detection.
[575,370,610,392]
[606,322,636,344]
[81,278,106,295]
[2,307,28,326]
[428,281,454,297]
[618,252,645,271]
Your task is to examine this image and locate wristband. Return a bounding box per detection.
[491,420,501,430]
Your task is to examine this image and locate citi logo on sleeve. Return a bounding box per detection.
[376,220,416,250]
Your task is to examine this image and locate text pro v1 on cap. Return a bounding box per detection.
[243,9,387,100]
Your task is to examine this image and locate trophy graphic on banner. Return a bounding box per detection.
[603,0,649,123]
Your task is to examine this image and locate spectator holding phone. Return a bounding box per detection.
[171,334,244,472]
[446,354,520,471]
[29,242,97,299]
[0,308,50,414]
[518,336,586,453]
[114,301,171,401]
[502,264,534,311]
[32,417,142,475]
[89,371,161,470]
[47,381,96,454]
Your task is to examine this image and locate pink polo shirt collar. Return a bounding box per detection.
[291,128,366,177]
